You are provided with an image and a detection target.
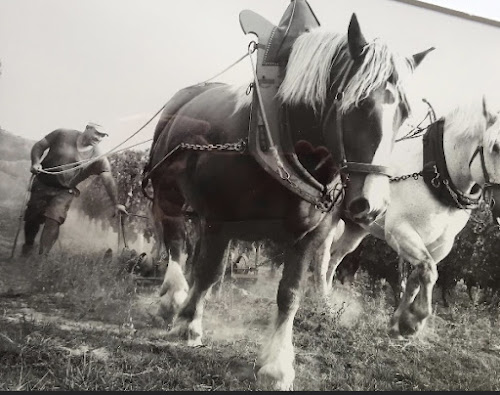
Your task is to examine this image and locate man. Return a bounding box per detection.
[22,122,128,255]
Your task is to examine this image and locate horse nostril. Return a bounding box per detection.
[348,198,370,217]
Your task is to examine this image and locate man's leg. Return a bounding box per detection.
[23,219,42,255]
[39,218,60,255]
[22,180,47,256]
[40,189,74,255]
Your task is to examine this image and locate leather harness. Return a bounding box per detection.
[422,119,481,209]
[241,0,392,212]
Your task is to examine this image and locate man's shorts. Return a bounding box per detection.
[24,177,79,225]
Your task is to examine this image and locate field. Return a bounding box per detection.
[2,204,500,391]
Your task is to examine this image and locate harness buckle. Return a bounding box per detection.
[431,165,441,188]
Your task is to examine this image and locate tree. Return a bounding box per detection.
[74,148,155,246]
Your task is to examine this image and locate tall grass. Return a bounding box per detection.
[26,250,138,326]
[2,254,500,390]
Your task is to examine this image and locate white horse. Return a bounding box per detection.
[316,96,500,338]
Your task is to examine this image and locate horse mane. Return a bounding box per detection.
[485,114,500,152]
[228,82,253,115]
[278,28,414,114]
[445,99,493,144]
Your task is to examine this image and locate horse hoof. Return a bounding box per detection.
[164,325,187,342]
[391,311,425,338]
[165,317,203,347]
[388,324,403,339]
[187,335,203,347]
[257,363,295,391]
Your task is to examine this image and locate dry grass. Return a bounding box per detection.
[2,246,500,390]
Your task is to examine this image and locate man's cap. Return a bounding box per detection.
[86,122,108,136]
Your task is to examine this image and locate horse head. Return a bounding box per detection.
[338,15,434,224]
[470,97,500,221]
[280,14,433,224]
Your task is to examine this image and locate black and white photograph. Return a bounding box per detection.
[1,0,500,390]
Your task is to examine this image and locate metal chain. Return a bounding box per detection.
[390,171,423,182]
[442,179,482,212]
[179,140,246,152]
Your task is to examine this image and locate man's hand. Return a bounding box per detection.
[30,163,42,174]
[115,204,128,216]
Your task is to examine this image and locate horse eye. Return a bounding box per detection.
[384,88,396,105]
[493,143,500,154]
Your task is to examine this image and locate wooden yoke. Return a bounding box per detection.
[239,1,339,210]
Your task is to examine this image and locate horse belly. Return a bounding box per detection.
[180,152,291,222]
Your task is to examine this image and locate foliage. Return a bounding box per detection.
[75,149,155,245]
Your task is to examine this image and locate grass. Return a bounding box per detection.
[2,245,500,390]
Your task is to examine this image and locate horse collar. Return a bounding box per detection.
[422,119,481,209]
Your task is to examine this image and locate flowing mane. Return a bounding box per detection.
[278,28,414,114]
[445,99,493,142]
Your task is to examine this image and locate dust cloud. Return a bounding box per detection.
[57,209,153,255]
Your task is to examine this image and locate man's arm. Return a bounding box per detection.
[30,137,50,174]
[100,171,128,215]
[30,130,61,174]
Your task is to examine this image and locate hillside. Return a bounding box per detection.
[0,128,33,162]
[0,129,33,205]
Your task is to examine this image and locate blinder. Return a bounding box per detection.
[469,145,500,209]
[321,61,394,179]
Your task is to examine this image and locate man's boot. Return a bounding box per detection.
[21,243,34,257]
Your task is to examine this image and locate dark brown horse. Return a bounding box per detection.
[145,14,432,390]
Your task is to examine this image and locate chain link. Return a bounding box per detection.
[442,179,481,211]
[390,171,423,182]
[179,139,247,153]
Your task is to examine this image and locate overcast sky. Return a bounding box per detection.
[1,0,500,152]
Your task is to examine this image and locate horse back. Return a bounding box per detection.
[152,83,226,148]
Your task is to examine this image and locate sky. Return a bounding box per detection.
[1,0,500,153]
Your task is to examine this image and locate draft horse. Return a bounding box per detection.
[146,14,432,390]
[318,97,500,338]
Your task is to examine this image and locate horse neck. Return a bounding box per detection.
[390,137,423,177]
[443,124,481,195]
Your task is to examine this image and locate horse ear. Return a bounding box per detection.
[347,13,367,60]
[483,95,497,127]
[412,47,435,68]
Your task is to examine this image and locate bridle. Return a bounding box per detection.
[469,145,500,209]
[321,60,394,179]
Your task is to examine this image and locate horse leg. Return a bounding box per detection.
[151,218,165,261]
[320,222,368,293]
[388,225,454,337]
[157,216,192,323]
[162,216,190,268]
[311,221,344,297]
[257,211,339,390]
[167,221,228,346]
[386,224,438,338]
